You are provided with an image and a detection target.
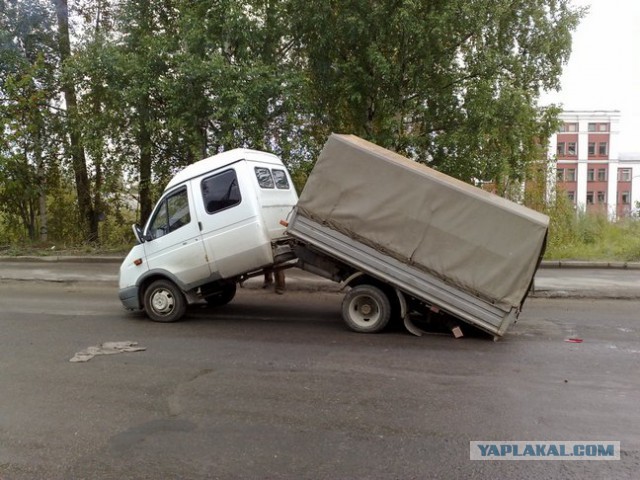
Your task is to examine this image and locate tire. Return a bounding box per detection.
[205,282,237,307]
[341,284,391,333]
[143,279,187,323]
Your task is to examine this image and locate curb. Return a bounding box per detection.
[0,255,124,264]
[529,290,640,300]
[539,260,640,269]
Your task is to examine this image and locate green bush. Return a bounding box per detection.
[99,211,136,249]
[543,190,577,255]
[544,200,640,261]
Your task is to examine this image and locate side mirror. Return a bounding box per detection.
[132,224,146,244]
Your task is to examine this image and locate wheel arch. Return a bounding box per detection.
[342,272,400,302]
[137,270,187,306]
[343,272,386,290]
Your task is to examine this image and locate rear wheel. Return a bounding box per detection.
[341,284,391,333]
[205,282,237,307]
[143,279,186,323]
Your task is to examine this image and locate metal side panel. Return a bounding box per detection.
[288,213,516,337]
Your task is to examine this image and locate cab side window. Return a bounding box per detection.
[254,167,274,189]
[148,187,191,239]
[202,169,242,214]
[255,167,290,190]
[272,169,290,189]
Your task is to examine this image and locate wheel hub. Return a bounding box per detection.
[151,290,174,313]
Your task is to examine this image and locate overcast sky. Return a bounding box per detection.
[539,0,640,153]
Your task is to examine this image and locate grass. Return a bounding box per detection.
[545,212,640,262]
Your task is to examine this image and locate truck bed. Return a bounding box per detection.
[290,134,548,337]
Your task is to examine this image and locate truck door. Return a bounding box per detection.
[196,166,272,278]
[143,185,210,287]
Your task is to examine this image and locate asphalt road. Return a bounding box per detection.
[1,281,639,479]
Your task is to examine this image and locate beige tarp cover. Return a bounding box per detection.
[297,134,549,310]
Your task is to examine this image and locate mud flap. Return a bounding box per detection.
[396,289,428,337]
[403,315,425,337]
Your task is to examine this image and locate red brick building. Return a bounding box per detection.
[550,111,640,218]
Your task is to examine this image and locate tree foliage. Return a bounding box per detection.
[289,0,579,187]
[0,0,584,246]
[1,0,59,241]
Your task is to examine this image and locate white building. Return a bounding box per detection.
[548,110,640,218]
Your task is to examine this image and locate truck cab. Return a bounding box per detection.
[118,149,298,322]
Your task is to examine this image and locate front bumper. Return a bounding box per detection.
[119,286,141,310]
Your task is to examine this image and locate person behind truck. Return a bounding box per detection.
[263,268,285,294]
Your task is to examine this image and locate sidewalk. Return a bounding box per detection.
[0,257,339,292]
[1,256,639,299]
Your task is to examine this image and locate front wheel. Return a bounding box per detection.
[341,284,391,333]
[143,279,187,323]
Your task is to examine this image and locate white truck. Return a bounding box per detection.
[119,135,548,338]
[118,148,299,322]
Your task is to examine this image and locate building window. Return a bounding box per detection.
[588,123,596,132]
[567,191,575,202]
[598,142,608,156]
[598,123,609,132]
[586,191,594,204]
[597,168,607,182]
[567,142,577,155]
[587,169,595,182]
[588,142,595,155]
[556,169,565,182]
[597,191,606,204]
[563,123,578,132]
[566,168,576,182]
[556,142,565,156]
[621,191,630,204]
[619,168,632,182]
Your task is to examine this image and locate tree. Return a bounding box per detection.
[0,0,59,241]
[106,0,173,224]
[1,0,586,248]
[64,0,122,243]
[164,0,317,179]
[288,0,583,188]
[52,0,103,242]
[110,0,311,224]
